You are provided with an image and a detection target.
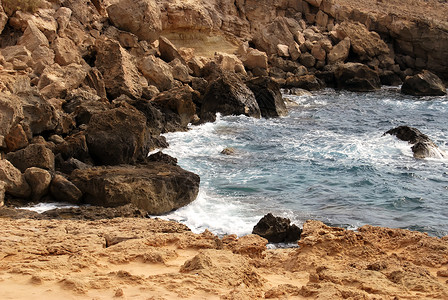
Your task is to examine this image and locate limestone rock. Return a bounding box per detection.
[95,38,143,99]
[138,55,174,92]
[335,63,381,92]
[4,124,28,152]
[159,36,185,63]
[24,167,52,201]
[54,132,91,163]
[246,76,288,118]
[311,43,326,61]
[241,48,268,70]
[0,181,4,207]
[70,163,200,215]
[83,68,108,100]
[6,144,55,172]
[285,75,325,91]
[215,52,246,75]
[0,159,31,198]
[107,0,162,42]
[63,88,112,125]
[299,53,316,68]
[151,85,198,132]
[252,213,302,243]
[52,37,81,66]
[277,44,290,57]
[201,73,261,122]
[0,93,24,137]
[17,20,54,67]
[252,17,296,55]
[327,37,350,64]
[0,5,7,35]
[19,90,59,135]
[304,0,323,8]
[289,42,301,61]
[401,70,447,96]
[169,58,191,83]
[54,7,72,33]
[86,107,151,165]
[38,63,88,99]
[50,174,82,203]
[1,46,33,70]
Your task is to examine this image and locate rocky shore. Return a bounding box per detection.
[1,0,448,298]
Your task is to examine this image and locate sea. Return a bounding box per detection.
[160,87,448,238]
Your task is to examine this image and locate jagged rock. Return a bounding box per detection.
[304,0,323,8]
[18,90,59,135]
[54,7,72,33]
[159,36,185,63]
[385,126,447,159]
[95,38,144,99]
[285,75,324,91]
[253,17,296,55]
[289,42,301,61]
[201,73,261,122]
[327,37,350,64]
[252,213,302,243]
[4,124,28,152]
[169,58,191,83]
[138,55,174,92]
[221,147,236,155]
[335,63,381,92]
[1,46,33,70]
[240,48,268,70]
[401,70,447,96]
[215,52,246,75]
[107,0,162,42]
[299,52,316,68]
[0,93,24,137]
[83,68,108,100]
[316,10,329,28]
[188,57,205,77]
[86,107,151,165]
[146,151,178,166]
[0,159,31,198]
[70,163,200,215]
[6,144,55,172]
[17,20,54,67]
[54,132,91,163]
[277,44,290,57]
[38,63,88,99]
[311,43,326,61]
[246,76,288,118]
[151,85,198,132]
[380,70,402,86]
[24,167,52,202]
[50,174,82,203]
[63,88,112,125]
[52,37,81,66]
[57,157,91,175]
[0,181,5,207]
[0,5,7,35]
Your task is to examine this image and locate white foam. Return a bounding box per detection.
[19,202,78,214]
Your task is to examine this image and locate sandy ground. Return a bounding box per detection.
[1,217,447,299]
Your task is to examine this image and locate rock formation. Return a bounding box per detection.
[252,213,302,243]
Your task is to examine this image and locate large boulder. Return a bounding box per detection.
[285,75,325,91]
[201,73,261,122]
[0,159,31,199]
[95,38,144,99]
[107,0,162,42]
[6,144,55,172]
[159,36,185,63]
[37,63,88,99]
[151,85,198,132]
[252,213,302,243]
[70,163,200,215]
[138,55,174,91]
[385,126,447,159]
[240,48,268,70]
[50,174,82,203]
[335,63,381,92]
[24,167,52,202]
[246,77,288,118]
[86,107,151,165]
[0,93,24,138]
[327,37,350,64]
[401,70,447,96]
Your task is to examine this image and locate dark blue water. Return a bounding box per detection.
[162,88,448,237]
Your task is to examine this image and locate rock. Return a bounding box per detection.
[311,43,326,61]
[86,107,151,165]
[24,167,52,202]
[169,58,191,83]
[38,63,88,99]
[0,5,7,35]
[221,147,236,155]
[151,85,198,132]
[327,37,350,64]
[0,159,31,198]
[83,68,108,100]
[63,88,112,125]
[1,45,33,70]
[241,48,268,70]
[285,75,324,91]
[18,90,59,135]
[201,73,261,122]
[70,163,200,215]
[95,38,144,99]
[289,42,301,61]
[146,151,178,166]
[57,158,91,175]
[277,44,290,57]
[54,7,72,33]
[299,52,316,68]
[138,55,174,92]
[54,132,91,163]
[252,213,302,243]
[304,0,323,8]
[336,21,389,61]
[316,10,329,28]
[17,21,54,67]
[0,181,5,207]
[52,37,81,66]
[335,63,381,92]
[41,203,147,220]
[0,93,24,138]
[107,0,162,42]
[6,144,55,172]
[385,126,447,159]
[401,70,447,96]
[50,174,82,204]
[253,17,296,55]
[215,52,246,75]
[159,36,185,63]
[380,70,402,86]
[4,124,29,152]
[246,76,288,118]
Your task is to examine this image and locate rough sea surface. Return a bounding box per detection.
[162,88,448,237]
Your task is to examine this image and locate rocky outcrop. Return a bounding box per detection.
[401,70,447,96]
[70,162,200,215]
[252,213,302,243]
[246,76,288,118]
[6,144,55,172]
[385,126,447,159]
[201,73,261,122]
[335,62,381,91]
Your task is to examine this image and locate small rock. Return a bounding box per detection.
[221,148,235,155]
[252,213,302,243]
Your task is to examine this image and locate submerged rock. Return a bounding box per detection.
[385,126,447,159]
[401,70,447,96]
[252,213,302,243]
[70,163,200,215]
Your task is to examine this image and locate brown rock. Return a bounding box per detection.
[252,213,302,243]
[401,70,447,96]
[304,0,323,7]
[138,55,174,92]
[70,163,200,215]
[311,43,326,61]
[241,48,268,70]
[246,76,288,118]
[52,37,81,66]
[0,181,5,207]
[277,44,290,57]
[299,52,316,68]
[95,38,144,99]
[4,124,28,152]
[315,10,329,28]
[54,7,72,33]
[0,159,31,198]
[107,0,162,42]
[289,42,301,61]
[0,5,7,35]
[327,37,350,64]
[50,174,82,204]
[215,52,246,75]
[24,167,52,202]
[38,63,88,99]
[19,90,59,135]
[83,68,107,100]
[86,107,151,165]
[285,75,325,91]
[169,58,191,83]
[159,36,185,63]
[6,144,55,172]
[0,93,24,137]
[335,62,381,92]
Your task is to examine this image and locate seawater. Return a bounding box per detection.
[161,87,448,237]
